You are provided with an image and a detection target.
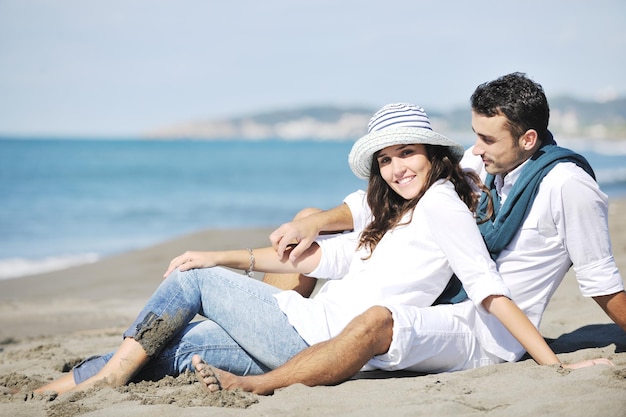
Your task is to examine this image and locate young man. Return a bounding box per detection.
[193,72,625,395]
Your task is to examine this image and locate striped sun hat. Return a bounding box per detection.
[348,103,465,180]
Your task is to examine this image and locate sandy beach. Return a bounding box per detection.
[1,202,625,417]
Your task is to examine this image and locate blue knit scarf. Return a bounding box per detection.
[434,133,595,304]
[476,134,595,259]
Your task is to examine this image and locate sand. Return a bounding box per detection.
[0,204,625,417]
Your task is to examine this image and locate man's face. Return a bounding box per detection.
[470,111,528,176]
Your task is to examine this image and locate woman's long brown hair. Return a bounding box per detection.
[358,144,493,258]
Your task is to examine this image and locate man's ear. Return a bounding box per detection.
[520,129,538,151]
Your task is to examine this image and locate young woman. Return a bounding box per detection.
[31,103,602,396]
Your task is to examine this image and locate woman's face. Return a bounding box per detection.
[376,143,431,200]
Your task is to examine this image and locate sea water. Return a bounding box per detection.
[0,138,366,279]
[1,137,625,280]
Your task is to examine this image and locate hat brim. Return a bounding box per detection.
[348,127,465,180]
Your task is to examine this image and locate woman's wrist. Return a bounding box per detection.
[244,248,255,277]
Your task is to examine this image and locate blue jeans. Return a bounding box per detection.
[73,267,309,384]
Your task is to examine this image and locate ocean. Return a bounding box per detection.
[1,137,625,280]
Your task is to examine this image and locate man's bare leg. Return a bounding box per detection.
[193,306,394,395]
[262,272,318,297]
[34,337,150,395]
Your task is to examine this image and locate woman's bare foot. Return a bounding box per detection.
[0,385,18,395]
[32,372,76,396]
[45,337,150,396]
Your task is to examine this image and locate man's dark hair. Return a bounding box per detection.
[470,72,550,142]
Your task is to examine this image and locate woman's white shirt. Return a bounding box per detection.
[274,180,510,347]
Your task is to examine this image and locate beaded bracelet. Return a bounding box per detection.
[244,248,255,277]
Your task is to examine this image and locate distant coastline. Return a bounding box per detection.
[143,96,626,141]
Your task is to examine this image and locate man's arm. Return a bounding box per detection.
[262,204,354,296]
[593,291,626,332]
[557,174,625,331]
[269,203,354,262]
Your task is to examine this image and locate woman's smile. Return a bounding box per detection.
[396,175,416,186]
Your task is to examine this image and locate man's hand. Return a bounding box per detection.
[270,216,321,262]
[270,204,354,263]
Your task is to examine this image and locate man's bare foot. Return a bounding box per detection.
[191,354,271,395]
[192,354,250,392]
[192,355,224,392]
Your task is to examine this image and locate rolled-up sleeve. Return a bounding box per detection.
[558,171,624,296]
[305,231,360,280]
[343,190,371,232]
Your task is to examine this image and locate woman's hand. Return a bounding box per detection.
[561,358,614,370]
[163,251,217,278]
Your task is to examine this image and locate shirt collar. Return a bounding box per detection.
[495,159,530,206]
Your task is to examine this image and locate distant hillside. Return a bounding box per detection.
[144,97,626,140]
[145,106,375,141]
[549,96,626,139]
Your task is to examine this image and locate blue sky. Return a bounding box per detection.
[1,0,625,137]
